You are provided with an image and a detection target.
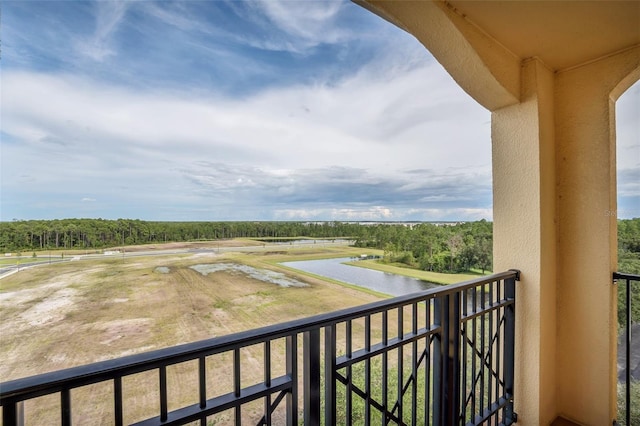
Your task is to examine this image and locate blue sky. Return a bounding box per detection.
[1,1,638,222]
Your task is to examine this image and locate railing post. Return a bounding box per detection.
[433,296,444,425]
[304,328,321,425]
[114,375,124,426]
[434,292,462,425]
[625,277,631,426]
[286,335,298,426]
[504,273,517,422]
[324,325,337,426]
[444,292,461,425]
[61,388,71,426]
[614,272,636,426]
[1,398,26,425]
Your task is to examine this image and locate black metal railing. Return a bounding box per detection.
[613,272,640,426]
[1,270,519,425]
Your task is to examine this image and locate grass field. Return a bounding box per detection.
[0,244,390,424]
[0,242,475,424]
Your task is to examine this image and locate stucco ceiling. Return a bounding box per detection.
[446,0,640,71]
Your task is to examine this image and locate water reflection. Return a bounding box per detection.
[281,258,439,297]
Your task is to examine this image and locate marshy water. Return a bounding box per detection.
[155,258,439,295]
[190,263,308,287]
[281,257,439,297]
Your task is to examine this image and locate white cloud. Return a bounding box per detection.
[3,56,489,168]
[1,63,492,220]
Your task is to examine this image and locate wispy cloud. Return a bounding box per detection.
[75,1,129,61]
[247,0,347,51]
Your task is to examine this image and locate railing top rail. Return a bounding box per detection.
[613,271,640,281]
[0,269,519,403]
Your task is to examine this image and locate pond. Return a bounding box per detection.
[280,257,439,297]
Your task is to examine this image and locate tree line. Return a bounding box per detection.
[0,219,364,252]
[0,219,495,273]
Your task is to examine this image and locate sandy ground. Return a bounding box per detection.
[0,251,383,425]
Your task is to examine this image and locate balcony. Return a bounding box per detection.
[0,1,634,424]
[1,270,519,425]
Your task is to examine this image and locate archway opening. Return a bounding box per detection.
[615,79,640,425]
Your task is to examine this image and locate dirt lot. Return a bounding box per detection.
[0,250,383,424]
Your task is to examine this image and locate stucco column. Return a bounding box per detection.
[492,58,557,425]
[555,48,639,425]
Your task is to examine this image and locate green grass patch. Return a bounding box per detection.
[225,246,378,266]
[212,300,232,310]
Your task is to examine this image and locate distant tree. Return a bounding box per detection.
[476,237,492,274]
[617,218,640,328]
[446,234,464,272]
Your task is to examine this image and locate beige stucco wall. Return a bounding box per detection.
[492,58,557,425]
[555,46,640,424]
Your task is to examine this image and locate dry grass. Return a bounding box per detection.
[0,249,386,424]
